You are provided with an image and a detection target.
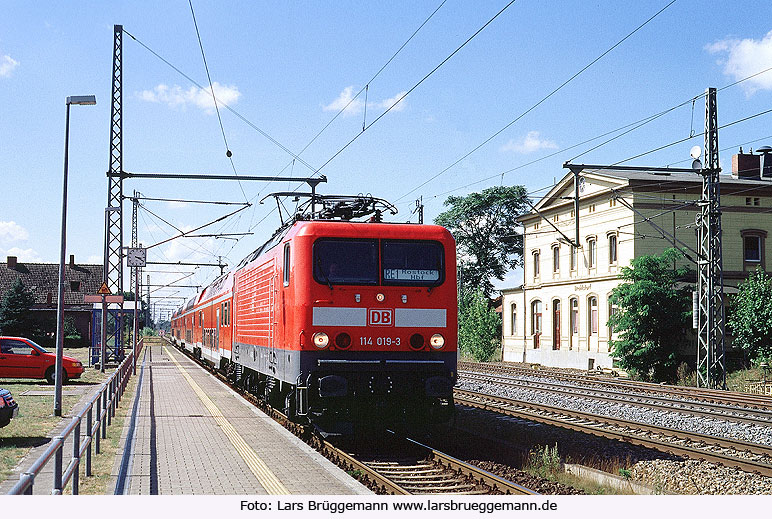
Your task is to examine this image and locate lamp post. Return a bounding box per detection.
[55,95,96,417]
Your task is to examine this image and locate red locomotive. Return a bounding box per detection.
[170,196,457,433]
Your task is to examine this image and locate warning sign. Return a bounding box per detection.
[97,282,111,295]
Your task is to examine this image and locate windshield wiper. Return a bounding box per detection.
[315,257,333,290]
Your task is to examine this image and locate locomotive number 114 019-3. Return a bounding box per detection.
[359,336,401,346]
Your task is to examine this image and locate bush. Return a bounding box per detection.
[458,289,501,362]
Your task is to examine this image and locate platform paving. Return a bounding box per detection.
[110,341,370,495]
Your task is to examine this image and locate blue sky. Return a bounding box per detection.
[1,1,771,318]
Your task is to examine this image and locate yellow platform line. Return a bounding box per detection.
[162,345,290,495]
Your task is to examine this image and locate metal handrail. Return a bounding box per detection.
[7,338,145,495]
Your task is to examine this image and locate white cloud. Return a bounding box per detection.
[501,131,558,154]
[322,87,409,116]
[707,30,772,94]
[86,255,103,264]
[0,221,29,244]
[138,82,242,113]
[322,86,364,116]
[376,91,408,112]
[0,54,19,78]
[166,201,189,209]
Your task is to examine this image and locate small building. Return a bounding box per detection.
[502,148,772,370]
[0,255,103,346]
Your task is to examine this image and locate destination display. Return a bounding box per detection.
[383,269,440,282]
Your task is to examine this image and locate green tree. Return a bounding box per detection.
[728,267,772,364]
[608,248,692,382]
[434,185,530,297]
[0,278,39,337]
[458,288,501,362]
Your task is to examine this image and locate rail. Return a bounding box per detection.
[7,338,145,495]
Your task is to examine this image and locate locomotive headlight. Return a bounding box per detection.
[430,333,445,349]
[313,332,330,349]
[376,293,385,303]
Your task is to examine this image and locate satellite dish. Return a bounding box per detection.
[692,159,703,171]
[690,145,702,159]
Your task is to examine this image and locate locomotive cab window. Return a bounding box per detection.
[382,240,444,286]
[283,243,291,286]
[313,238,378,285]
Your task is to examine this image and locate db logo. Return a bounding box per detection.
[368,309,393,326]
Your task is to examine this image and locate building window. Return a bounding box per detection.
[588,296,598,336]
[570,246,577,271]
[552,245,560,274]
[510,303,517,336]
[531,300,542,348]
[533,250,540,280]
[553,214,559,222]
[588,204,596,213]
[570,298,579,334]
[745,236,761,262]
[609,198,617,207]
[588,238,597,268]
[608,233,617,265]
[741,229,767,270]
[70,281,81,292]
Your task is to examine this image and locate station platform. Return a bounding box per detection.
[110,341,371,495]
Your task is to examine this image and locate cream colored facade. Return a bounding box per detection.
[502,163,772,370]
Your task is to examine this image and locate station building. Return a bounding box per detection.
[501,148,772,370]
[0,255,102,346]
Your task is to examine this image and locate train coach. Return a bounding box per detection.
[170,197,457,434]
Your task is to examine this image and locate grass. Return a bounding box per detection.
[523,444,631,495]
[0,347,120,490]
[727,366,765,392]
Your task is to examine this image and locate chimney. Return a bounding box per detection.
[732,149,761,179]
[7,256,17,269]
[69,254,75,268]
[759,146,772,180]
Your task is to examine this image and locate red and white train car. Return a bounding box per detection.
[171,217,457,432]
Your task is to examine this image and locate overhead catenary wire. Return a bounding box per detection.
[313,0,521,177]
[187,0,249,202]
[394,0,678,204]
[122,28,319,175]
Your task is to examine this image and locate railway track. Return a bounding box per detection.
[455,388,772,478]
[164,339,538,495]
[459,370,772,426]
[459,361,772,410]
[317,434,539,495]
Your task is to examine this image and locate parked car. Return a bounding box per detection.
[0,336,84,384]
[0,388,19,427]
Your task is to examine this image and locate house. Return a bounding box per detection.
[0,255,103,346]
[502,148,772,370]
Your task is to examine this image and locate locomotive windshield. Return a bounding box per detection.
[313,239,379,285]
[382,240,444,286]
[313,238,444,287]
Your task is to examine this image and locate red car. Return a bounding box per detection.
[0,336,84,384]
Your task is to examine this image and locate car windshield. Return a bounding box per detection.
[382,240,444,286]
[313,239,379,285]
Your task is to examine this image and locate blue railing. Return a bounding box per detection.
[7,339,144,495]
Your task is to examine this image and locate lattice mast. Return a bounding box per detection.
[696,87,726,389]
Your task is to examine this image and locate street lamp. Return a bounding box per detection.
[54,95,96,417]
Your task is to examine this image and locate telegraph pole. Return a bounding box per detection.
[696,87,726,389]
